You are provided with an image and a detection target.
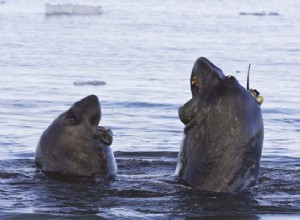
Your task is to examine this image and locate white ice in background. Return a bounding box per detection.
[73,80,106,86]
[45,3,102,16]
[0,0,102,14]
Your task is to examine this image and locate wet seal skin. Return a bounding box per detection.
[35,95,117,177]
[175,57,264,193]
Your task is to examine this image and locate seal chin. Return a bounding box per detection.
[93,126,113,146]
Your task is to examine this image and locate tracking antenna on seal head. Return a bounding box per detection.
[246,63,264,105]
[247,64,251,90]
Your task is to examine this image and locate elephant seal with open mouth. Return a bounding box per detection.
[175,57,264,193]
[35,95,117,177]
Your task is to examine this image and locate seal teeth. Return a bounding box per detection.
[191,75,200,96]
[191,76,197,86]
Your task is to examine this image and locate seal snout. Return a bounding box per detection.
[78,95,101,127]
[83,94,99,103]
[190,57,214,98]
[196,57,213,73]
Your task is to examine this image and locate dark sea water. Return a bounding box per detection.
[0,0,299,219]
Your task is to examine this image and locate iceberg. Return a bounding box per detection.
[45,4,102,16]
[73,80,106,86]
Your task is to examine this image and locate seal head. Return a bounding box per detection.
[35,95,117,177]
[175,57,264,192]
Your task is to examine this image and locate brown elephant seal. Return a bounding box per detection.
[35,95,117,177]
[175,57,264,193]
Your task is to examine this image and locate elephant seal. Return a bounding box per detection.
[35,95,117,177]
[175,57,264,193]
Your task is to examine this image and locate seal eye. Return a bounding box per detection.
[65,111,78,125]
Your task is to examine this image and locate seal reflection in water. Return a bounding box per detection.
[175,57,264,193]
[35,95,117,177]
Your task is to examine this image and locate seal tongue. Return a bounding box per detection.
[94,126,113,146]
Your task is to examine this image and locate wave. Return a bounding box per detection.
[45,4,102,16]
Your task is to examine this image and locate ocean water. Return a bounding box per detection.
[0,0,299,219]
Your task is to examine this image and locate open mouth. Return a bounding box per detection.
[190,63,235,99]
[89,111,101,126]
[191,73,201,98]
